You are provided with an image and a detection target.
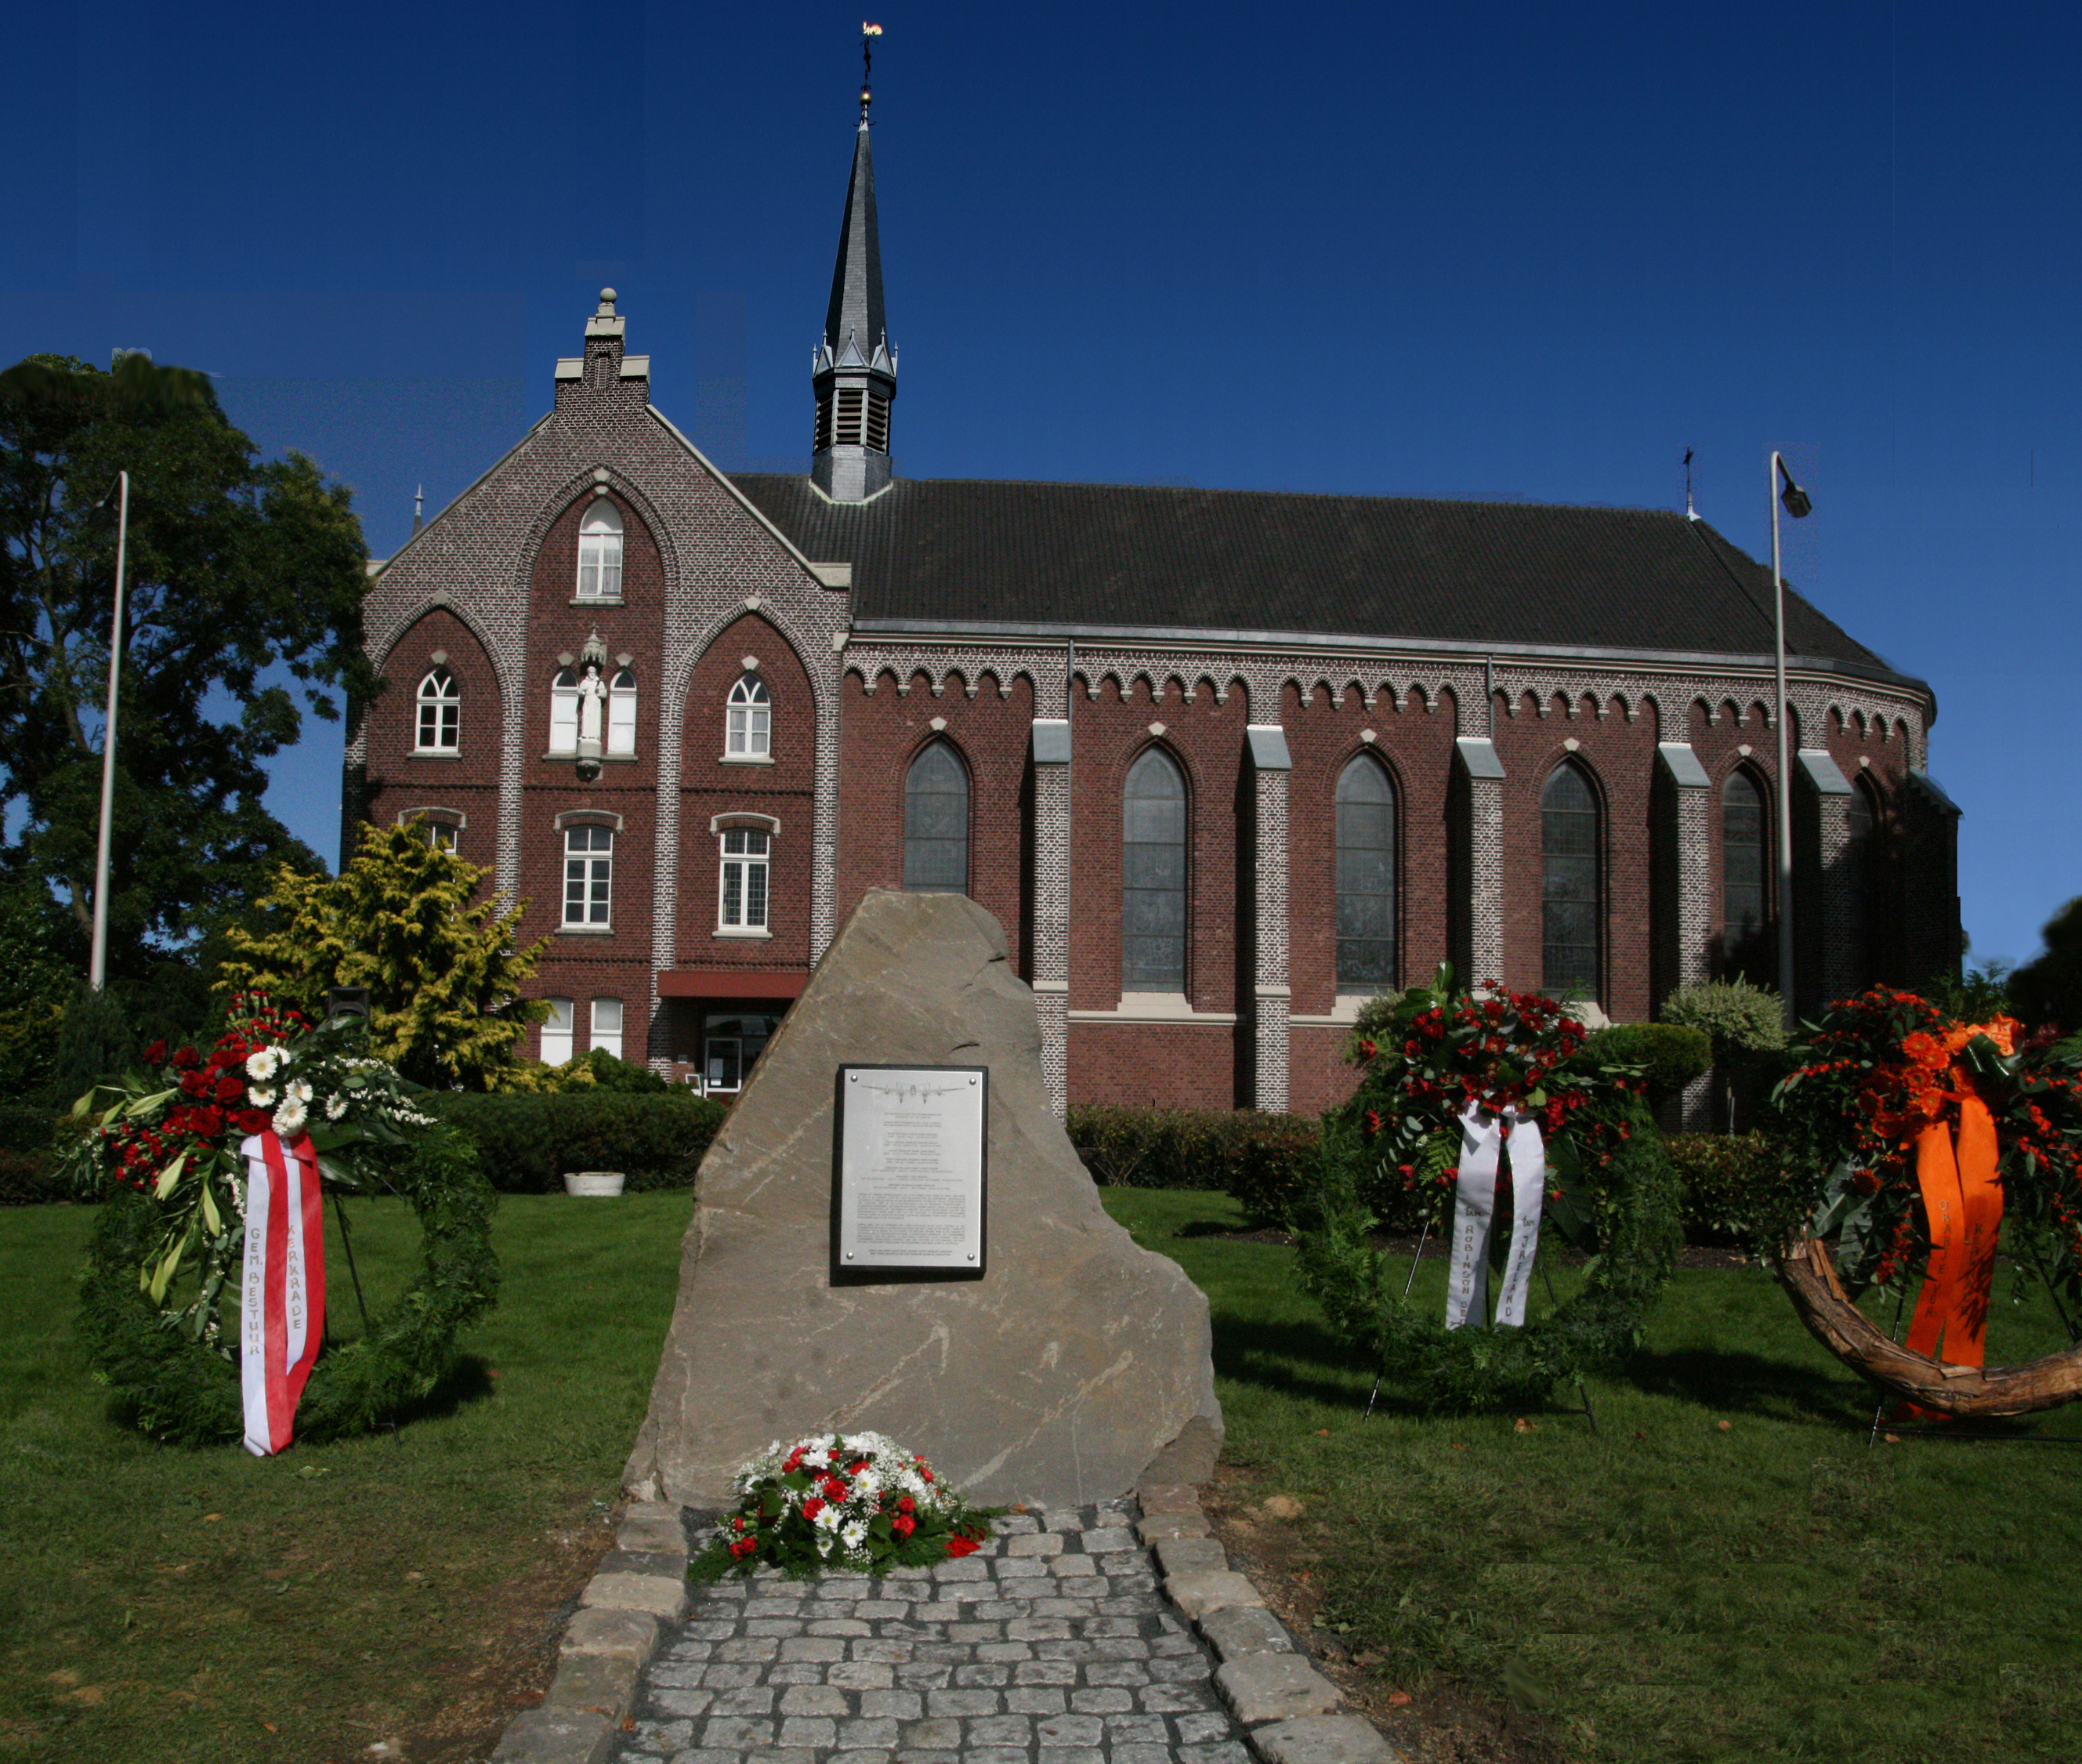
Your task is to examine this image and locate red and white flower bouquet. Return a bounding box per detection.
[690,1430,995,1581]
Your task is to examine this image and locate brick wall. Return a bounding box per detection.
[678,612,819,969]
[836,667,1037,973]
[364,605,502,868]
[1068,676,1251,1016]
[1491,690,1661,1019]
[1067,1023,1243,1111]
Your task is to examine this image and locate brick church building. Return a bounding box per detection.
[350,100,1960,1117]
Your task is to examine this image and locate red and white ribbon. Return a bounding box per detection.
[1445,1104,1547,1331]
[238,1132,326,1457]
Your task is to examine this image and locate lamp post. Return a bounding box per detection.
[1769,451,1812,1031]
[88,471,130,993]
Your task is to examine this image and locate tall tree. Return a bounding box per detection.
[0,353,375,976]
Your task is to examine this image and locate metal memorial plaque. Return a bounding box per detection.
[835,1065,988,1276]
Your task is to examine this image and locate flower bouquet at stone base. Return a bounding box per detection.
[690,1432,997,1582]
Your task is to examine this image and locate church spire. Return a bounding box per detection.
[812,24,896,502]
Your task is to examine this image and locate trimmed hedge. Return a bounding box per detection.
[1664,1130,1782,1244]
[426,1090,726,1194]
[1065,1105,1323,1229]
[1066,1107,1323,1233]
[1583,1023,1713,1107]
[0,1103,65,1205]
[1068,1102,1783,1246]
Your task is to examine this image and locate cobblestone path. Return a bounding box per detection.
[609,1502,1253,1764]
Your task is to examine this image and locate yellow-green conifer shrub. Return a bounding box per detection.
[216,820,548,1090]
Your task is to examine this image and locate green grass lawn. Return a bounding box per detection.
[0,1193,690,1764]
[8,1184,2080,1763]
[1100,1189,2082,1764]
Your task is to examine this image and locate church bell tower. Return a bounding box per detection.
[811,31,896,502]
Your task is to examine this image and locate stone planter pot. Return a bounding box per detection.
[563,1172,626,1197]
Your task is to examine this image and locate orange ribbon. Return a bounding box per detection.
[1895,1075,2001,1418]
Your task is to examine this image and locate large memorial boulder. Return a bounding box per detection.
[624,889,1222,1509]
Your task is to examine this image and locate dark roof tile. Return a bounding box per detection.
[730,474,1896,677]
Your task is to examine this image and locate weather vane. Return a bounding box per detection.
[861,22,882,121]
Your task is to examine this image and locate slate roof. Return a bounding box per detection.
[730,474,1912,686]
[822,125,888,360]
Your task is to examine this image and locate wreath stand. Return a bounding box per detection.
[1358,1216,1600,1431]
[1777,1229,2082,1437]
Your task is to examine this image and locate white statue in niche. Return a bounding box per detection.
[576,661,609,747]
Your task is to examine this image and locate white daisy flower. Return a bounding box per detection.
[245,1047,280,1081]
[813,1504,842,1530]
[841,1520,867,1549]
[248,1086,277,1109]
[324,1094,349,1121]
[286,1078,313,1105]
[273,1101,308,1138]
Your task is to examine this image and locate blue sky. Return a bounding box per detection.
[4,1,2076,969]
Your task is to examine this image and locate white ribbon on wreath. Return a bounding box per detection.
[1445,1103,1548,1331]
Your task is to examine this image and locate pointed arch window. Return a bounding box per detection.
[726,674,771,758]
[549,668,580,755]
[1722,769,1769,978]
[1123,748,1188,992]
[904,741,969,893]
[1336,755,1397,991]
[1541,762,1601,1002]
[576,502,623,599]
[607,668,637,756]
[415,667,460,752]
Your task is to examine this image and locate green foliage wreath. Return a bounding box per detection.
[1294,969,1683,1411]
[70,999,500,1446]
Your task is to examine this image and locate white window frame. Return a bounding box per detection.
[726,674,771,758]
[590,998,624,1060]
[717,828,770,933]
[415,667,460,752]
[549,668,579,755]
[563,825,613,928]
[576,502,624,600]
[541,997,575,1064]
[608,668,637,756]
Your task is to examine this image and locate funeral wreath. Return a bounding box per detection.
[68,992,499,1446]
[1770,986,2082,1414]
[690,1432,996,1581]
[1294,966,1682,1411]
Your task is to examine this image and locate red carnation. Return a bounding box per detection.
[823,1476,848,1501]
[802,1497,825,1520]
[143,1039,168,1065]
[172,1045,201,1071]
[892,1514,915,1538]
[945,1534,982,1558]
[215,1074,245,1103]
[897,1494,915,1514]
[234,1108,270,1135]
